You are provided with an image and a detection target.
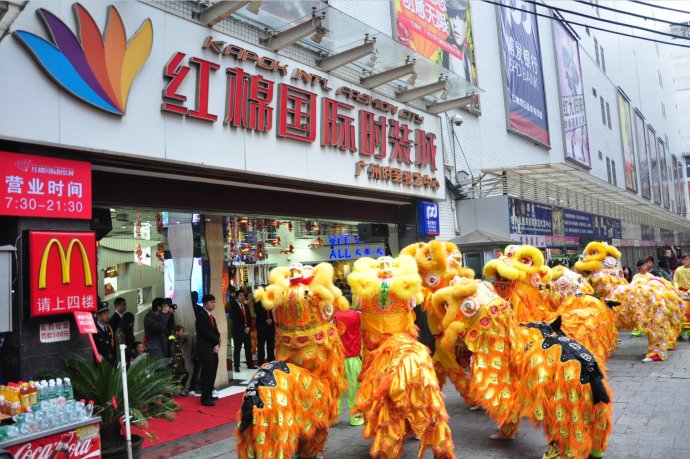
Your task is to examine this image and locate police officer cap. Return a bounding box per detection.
[97,301,110,314]
[447,0,469,16]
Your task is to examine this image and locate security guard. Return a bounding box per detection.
[93,301,117,365]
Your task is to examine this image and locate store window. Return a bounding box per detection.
[97,207,394,339]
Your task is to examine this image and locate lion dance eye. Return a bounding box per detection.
[520,257,533,266]
[461,298,479,317]
[505,249,514,257]
[425,273,440,288]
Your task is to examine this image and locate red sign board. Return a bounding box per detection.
[73,311,98,334]
[0,151,92,219]
[6,421,101,459]
[29,231,97,317]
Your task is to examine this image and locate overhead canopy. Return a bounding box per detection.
[450,229,513,249]
[460,163,690,233]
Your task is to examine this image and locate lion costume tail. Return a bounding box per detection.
[355,334,456,459]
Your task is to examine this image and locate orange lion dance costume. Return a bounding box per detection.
[431,277,613,459]
[483,245,617,364]
[574,241,685,362]
[236,262,348,458]
[400,240,475,402]
[348,255,456,459]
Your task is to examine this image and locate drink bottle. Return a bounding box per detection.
[29,381,38,405]
[63,378,74,400]
[19,383,31,413]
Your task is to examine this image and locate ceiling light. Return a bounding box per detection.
[312,25,326,44]
[199,1,250,27]
[441,88,449,100]
[406,72,418,85]
[366,52,378,68]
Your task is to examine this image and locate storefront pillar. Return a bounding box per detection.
[205,217,229,386]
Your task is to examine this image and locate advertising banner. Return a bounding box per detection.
[497,0,549,146]
[617,92,638,192]
[29,231,97,317]
[553,20,589,167]
[658,138,670,209]
[563,209,593,237]
[508,197,553,235]
[418,200,440,236]
[634,111,651,200]
[394,0,478,92]
[0,151,92,219]
[648,125,661,204]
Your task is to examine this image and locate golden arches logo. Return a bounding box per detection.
[38,238,93,289]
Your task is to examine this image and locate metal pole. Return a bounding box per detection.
[119,344,133,459]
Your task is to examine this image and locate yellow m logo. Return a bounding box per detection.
[38,238,93,289]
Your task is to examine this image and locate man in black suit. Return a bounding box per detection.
[195,294,221,407]
[108,297,127,331]
[253,290,275,365]
[230,291,256,372]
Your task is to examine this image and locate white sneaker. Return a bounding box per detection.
[212,390,220,397]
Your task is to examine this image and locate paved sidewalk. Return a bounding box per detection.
[144,332,690,458]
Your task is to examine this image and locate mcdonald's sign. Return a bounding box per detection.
[29,231,97,317]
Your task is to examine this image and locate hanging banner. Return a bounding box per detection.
[508,197,553,235]
[394,0,479,91]
[553,20,589,167]
[497,0,549,146]
[658,138,670,209]
[634,111,651,200]
[0,151,92,219]
[648,125,662,205]
[617,91,638,192]
[29,231,97,317]
[672,155,680,214]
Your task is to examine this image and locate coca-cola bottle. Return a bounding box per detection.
[50,433,71,459]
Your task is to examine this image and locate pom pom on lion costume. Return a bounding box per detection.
[348,255,455,459]
[235,262,348,458]
[431,277,613,459]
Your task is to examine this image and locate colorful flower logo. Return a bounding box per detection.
[13,3,153,115]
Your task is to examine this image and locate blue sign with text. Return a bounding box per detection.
[419,201,440,236]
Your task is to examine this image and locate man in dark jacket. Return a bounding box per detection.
[253,291,275,365]
[229,291,256,372]
[108,297,127,331]
[195,294,221,406]
[144,298,171,359]
[93,302,116,365]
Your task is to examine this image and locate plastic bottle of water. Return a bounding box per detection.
[63,378,73,400]
[47,380,56,400]
[84,401,94,418]
[38,380,47,402]
[55,380,65,406]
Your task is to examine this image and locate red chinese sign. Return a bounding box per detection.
[29,231,97,318]
[7,422,101,459]
[0,151,92,219]
[73,311,98,334]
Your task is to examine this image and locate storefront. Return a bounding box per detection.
[0,1,448,383]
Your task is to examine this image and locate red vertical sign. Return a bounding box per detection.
[29,231,97,317]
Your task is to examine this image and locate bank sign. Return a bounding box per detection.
[29,231,97,317]
[4,1,444,199]
[418,201,440,236]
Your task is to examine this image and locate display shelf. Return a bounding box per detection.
[0,416,101,448]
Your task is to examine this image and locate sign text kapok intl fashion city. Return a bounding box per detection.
[161,37,440,191]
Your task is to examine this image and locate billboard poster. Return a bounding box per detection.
[497,0,549,146]
[617,92,638,192]
[658,138,670,209]
[394,1,478,97]
[634,111,651,200]
[563,209,593,237]
[553,20,590,167]
[508,197,553,235]
[648,125,661,205]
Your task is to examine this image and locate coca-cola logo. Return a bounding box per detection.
[10,430,101,459]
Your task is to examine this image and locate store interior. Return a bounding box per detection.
[97,207,396,340]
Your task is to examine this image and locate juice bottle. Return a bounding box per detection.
[29,381,38,406]
[19,383,31,413]
[7,385,20,416]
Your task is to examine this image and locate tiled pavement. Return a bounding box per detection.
[144,332,690,458]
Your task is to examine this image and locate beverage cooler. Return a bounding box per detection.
[0,417,101,458]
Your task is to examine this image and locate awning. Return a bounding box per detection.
[460,163,690,233]
[450,229,513,249]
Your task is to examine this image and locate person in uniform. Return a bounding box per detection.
[93,301,117,365]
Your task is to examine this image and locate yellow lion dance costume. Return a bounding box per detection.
[484,245,617,364]
[432,277,613,459]
[236,262,348,458]
[348,255,455,459]
[400,240,475,401]
[575,242,685,362]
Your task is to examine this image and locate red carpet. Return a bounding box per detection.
[134,393,244,448]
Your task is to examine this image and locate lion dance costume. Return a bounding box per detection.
[432,277,613,459]
[236,262,348,458]
[400,240,476,403]
[348,255,455,459]
[483,245,617,364]
[574,242,685,362]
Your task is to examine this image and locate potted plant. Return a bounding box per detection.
[64,354,181,459]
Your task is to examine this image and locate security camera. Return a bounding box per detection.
[451,114,464,126]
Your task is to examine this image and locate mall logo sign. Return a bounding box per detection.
[13,3,153,115]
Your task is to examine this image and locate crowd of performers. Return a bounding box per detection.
[233,241,690,459]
